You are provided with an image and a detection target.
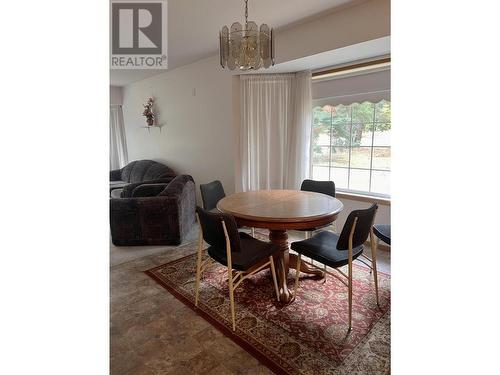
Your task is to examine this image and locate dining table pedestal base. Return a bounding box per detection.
[269,229,325,303]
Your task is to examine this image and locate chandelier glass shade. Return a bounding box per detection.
[219,0,275,71]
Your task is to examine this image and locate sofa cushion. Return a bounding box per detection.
[120,162,135,183]
[131,183,170,198]
[129,160,155,183]
[120,160,176,183]
[143,162,175,181]
[119,177,173,198]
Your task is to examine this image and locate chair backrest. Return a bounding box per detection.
[300,179,335,197]
[196,207,241,253]
[337,204,378,250]
[200,180,226,211]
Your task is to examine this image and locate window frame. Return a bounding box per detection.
[310,101,391,199]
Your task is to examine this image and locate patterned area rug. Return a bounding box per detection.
[145,246,390,375]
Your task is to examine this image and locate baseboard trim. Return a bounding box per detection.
[365,240,390,252]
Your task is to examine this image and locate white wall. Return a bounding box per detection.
[275,0,390,64]
[120,0,391,214]
[110,86,123,105]
[121,55,235,201]
[336,198,390,231]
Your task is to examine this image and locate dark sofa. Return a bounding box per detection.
[110,160,176,194]
[110,175,196,246]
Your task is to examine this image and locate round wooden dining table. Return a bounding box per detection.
[217,189,344,303]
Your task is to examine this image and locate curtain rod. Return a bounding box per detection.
[312,57,391,78]
[313,89,390,100]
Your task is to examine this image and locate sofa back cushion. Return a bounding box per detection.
[120,160,175,183]
[143,162,175,181]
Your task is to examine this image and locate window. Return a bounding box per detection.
[311,100,391,197]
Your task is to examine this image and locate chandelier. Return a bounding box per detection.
[219,0,275,71]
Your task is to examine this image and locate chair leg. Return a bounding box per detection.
[305,231,315,265]
[251,227,255,237]
[194,232,204,307]
[348,259,353,331]
[228,269,236,331]
[293,254,302,300]
[370,231,380,306]
[269,256,280,302]
[346,217,358,332]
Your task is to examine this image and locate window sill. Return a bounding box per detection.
[336,191,391,206]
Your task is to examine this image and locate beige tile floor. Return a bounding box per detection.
[110,226,390,374]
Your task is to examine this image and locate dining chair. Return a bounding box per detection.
[300,179,337,237]
[290,203,379,331]
[200,180,255,236]
[299,179,336,268]
[194,207,280,331]
[373,224,391,250]
[200,180,226,212]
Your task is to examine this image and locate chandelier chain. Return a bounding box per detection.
[244,0,248,25]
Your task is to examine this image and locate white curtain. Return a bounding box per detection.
[239,71,312,191]
[110,105,128,170]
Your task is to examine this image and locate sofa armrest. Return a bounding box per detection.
[177,180,196,234]
[121,177,175,198]
[131,183,169,198]
[111,195,176,210]
[110,168,122,181]
[159,175,195,196]
[110,196,180,233]
[159,175,196,239]
[109,177,195,246]
[110,196,179,223]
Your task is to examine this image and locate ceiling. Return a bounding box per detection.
[243,37,391,75]
[110,0,356,86]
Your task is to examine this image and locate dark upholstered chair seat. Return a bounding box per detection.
[373,224,391,245]
[291,231,364,268]
[207,232,278,271]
